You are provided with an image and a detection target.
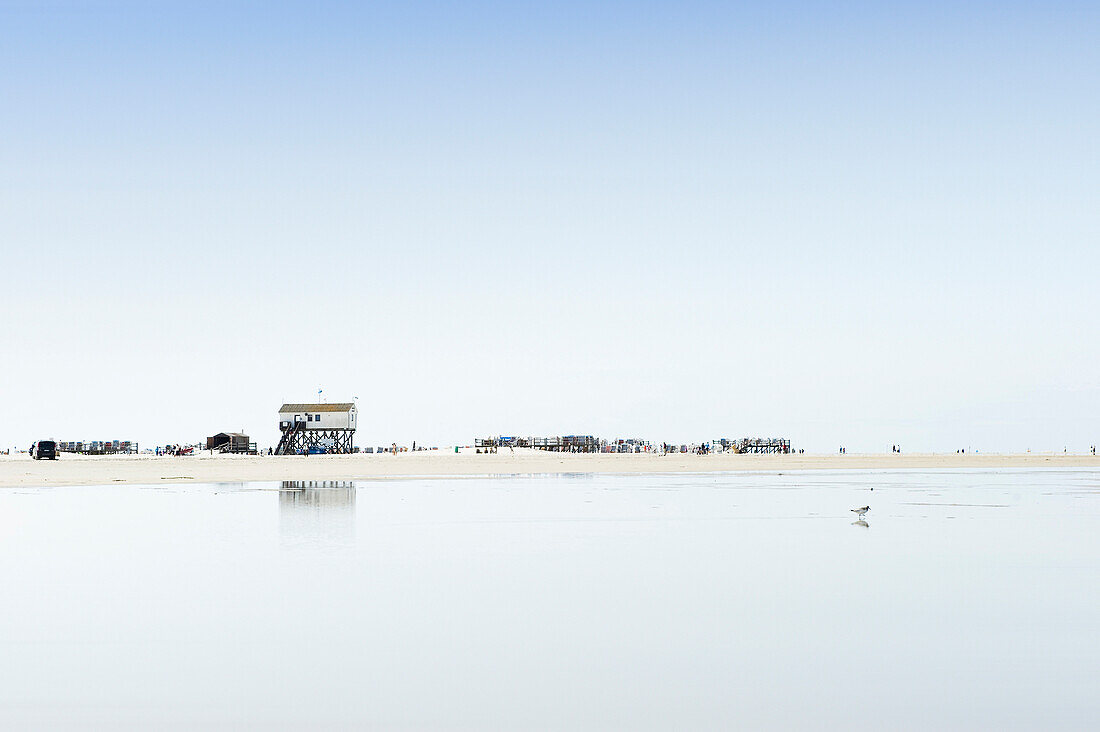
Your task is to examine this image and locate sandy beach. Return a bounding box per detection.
[1,450,1097,488]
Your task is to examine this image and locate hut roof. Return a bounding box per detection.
[279,403,355,413]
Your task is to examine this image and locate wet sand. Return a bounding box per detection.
[1,450,1098,487]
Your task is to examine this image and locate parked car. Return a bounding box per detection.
[31,440,58,460]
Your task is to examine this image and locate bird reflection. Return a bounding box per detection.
[280,481,357,546]
[851,519,870,528]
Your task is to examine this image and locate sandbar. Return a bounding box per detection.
[1,450,1098,488]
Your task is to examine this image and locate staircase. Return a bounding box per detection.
[274,421,304,456]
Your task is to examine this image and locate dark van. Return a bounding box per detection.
[31,441,58,460]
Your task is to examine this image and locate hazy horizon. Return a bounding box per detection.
[2,1,1097,452]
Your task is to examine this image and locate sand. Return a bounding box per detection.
[1,449,1098,488]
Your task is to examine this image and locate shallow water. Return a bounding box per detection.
[1,469,1098,730]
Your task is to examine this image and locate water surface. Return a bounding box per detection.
[1,470,1097,730]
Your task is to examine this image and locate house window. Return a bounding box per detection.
[306,415,312,422]
[315,414,321,421]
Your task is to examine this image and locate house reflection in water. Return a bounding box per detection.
[279,481,357,545]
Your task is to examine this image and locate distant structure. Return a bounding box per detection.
[206,432,255,454]
[474,435,646,453]
[275,403,357,455]
[58,441,138,455]
[715,437,791,454]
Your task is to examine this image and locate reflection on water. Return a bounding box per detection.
[279,480,356,545]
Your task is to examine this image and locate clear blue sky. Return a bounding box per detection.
[1,1,1097,452]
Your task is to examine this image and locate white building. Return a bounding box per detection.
[278,403,357,431]
[275,402,357,454]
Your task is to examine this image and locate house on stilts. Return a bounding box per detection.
[275,403,357,455]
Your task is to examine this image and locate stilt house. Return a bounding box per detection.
[275,402,357,455]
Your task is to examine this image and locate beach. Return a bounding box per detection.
[2,449,1097,488]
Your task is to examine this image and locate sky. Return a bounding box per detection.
[1,0,1097,453]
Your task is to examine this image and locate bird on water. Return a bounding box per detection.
[851,506,870,518]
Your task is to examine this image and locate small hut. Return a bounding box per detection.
[206,432,252,454]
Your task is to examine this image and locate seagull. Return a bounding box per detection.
[851,506,870,518]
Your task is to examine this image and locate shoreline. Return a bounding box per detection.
[1,450,1098,488]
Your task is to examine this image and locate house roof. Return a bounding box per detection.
[279,403,355,413]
